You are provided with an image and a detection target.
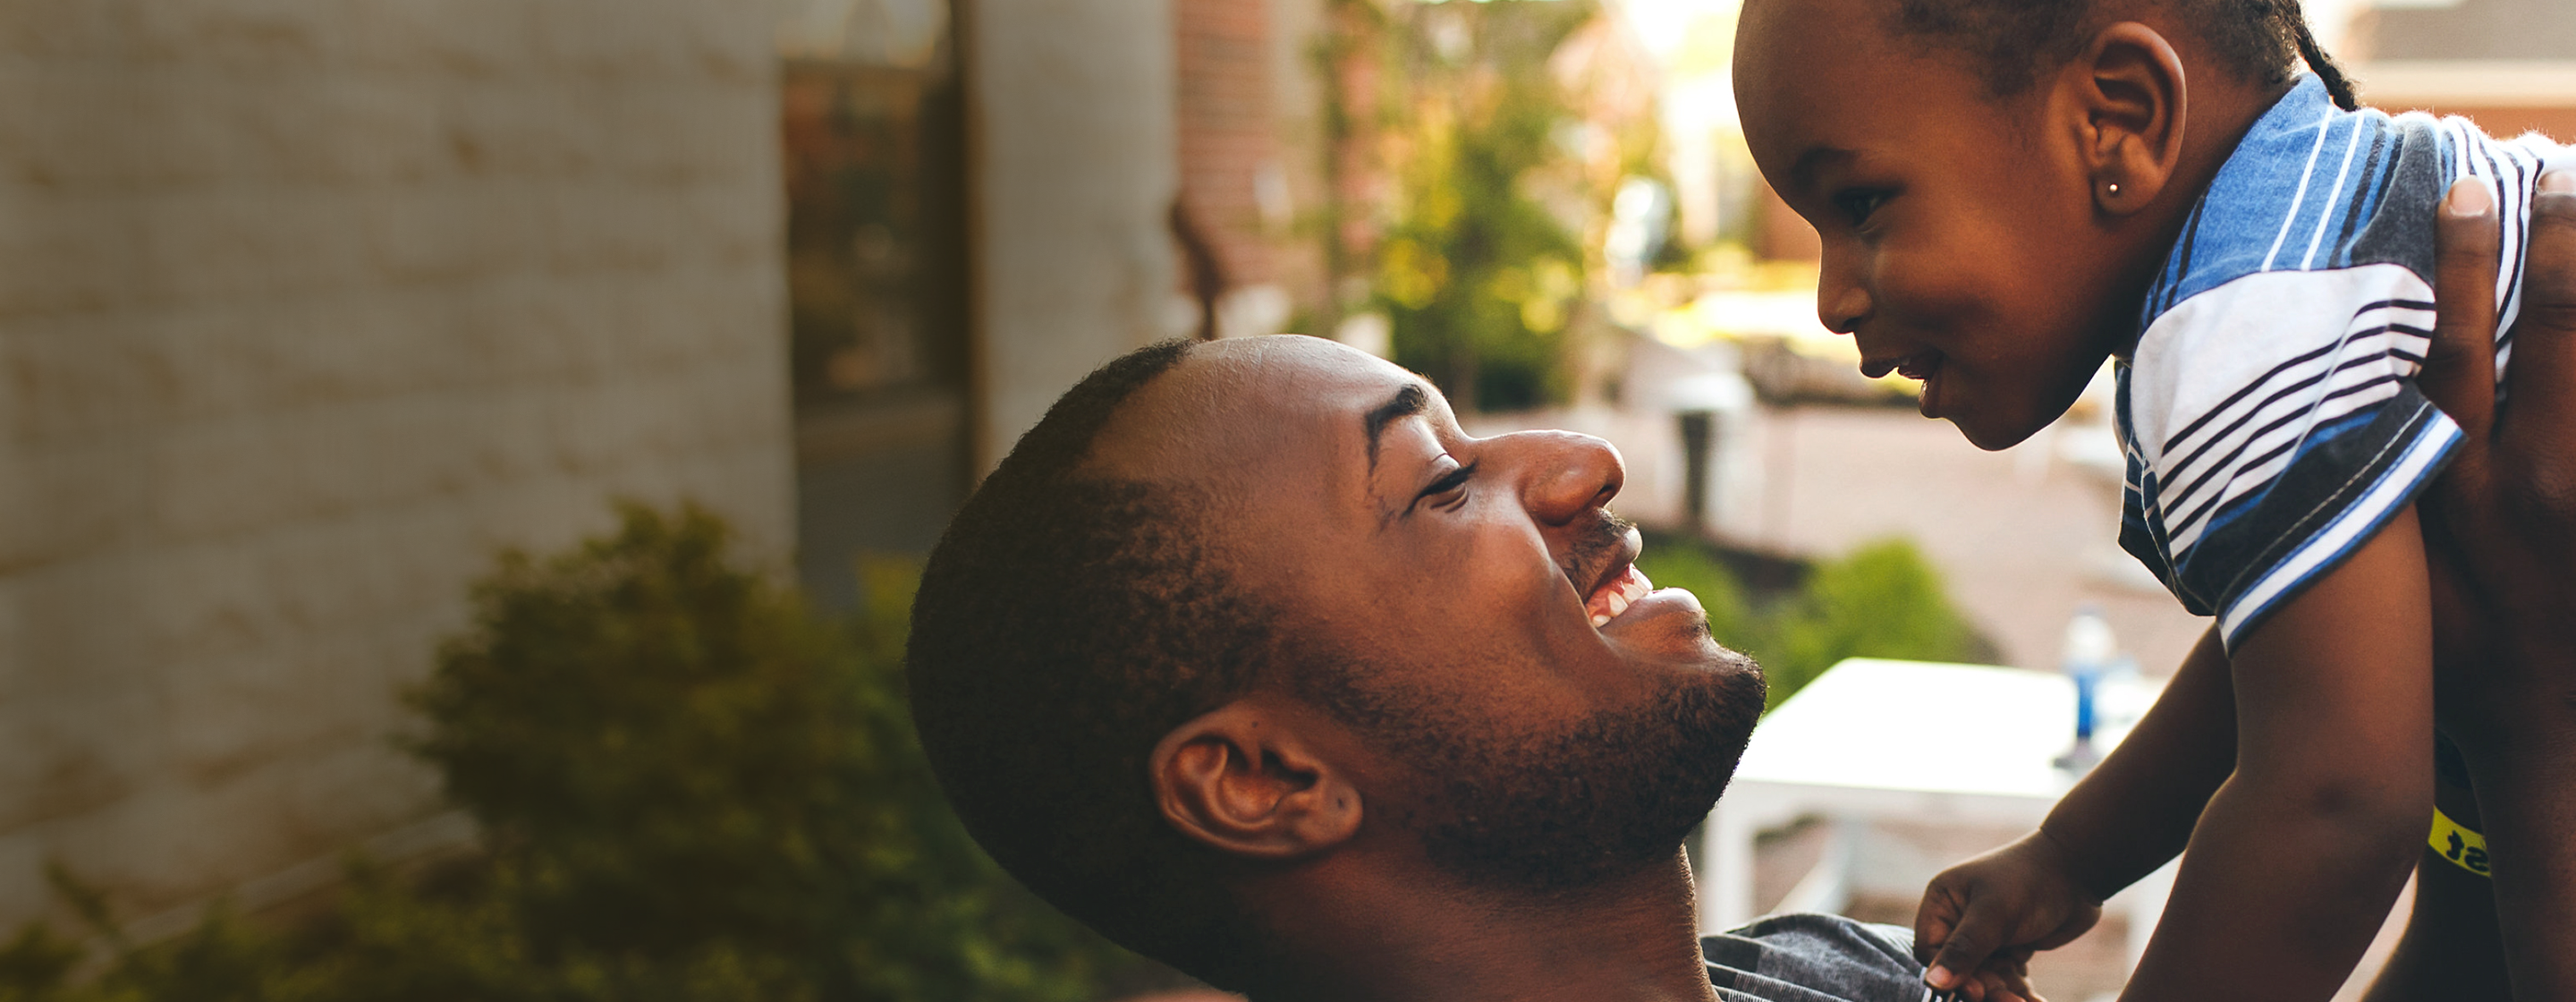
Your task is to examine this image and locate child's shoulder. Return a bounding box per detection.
[2112,87,2564,648]
[2147,92,2437,318]
[2141,79,2564,329]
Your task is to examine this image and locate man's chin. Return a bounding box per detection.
[1407,662,1766,894]
[1638,632,1767,702]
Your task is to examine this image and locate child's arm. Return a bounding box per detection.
[1919,509,2433,1001]
[2116,505,2433,1002]
[1917,622,2239,995]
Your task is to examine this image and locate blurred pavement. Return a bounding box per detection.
[1740,405,2206,678]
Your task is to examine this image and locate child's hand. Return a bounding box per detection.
[1938,948,2042,1002]
[1913,831,2102,1001]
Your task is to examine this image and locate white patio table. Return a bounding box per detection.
[1698,658,2173,971]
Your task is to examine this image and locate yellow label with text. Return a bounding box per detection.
[2431,808,2490,878]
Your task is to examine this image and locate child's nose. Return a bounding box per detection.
[1817,245,1871,334]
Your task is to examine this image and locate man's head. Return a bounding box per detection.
[908,336,1764,987]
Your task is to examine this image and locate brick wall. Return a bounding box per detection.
[1175,0,1276,287]
[0,0,792,925]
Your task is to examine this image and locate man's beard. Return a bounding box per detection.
[1308,649,1767,895]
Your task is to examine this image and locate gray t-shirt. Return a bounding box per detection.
[1703,913,1950,1002]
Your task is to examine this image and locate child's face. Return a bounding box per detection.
[1734,0,2138,450]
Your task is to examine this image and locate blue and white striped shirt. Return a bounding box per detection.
[2117,75,2567,650]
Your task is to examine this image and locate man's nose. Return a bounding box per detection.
[1500,429,1623,526]
[1818,238,1870,335]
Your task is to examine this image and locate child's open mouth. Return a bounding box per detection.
[1893,352,1945,417]
[1892,352,1942,382]
[1862,350,1947,416]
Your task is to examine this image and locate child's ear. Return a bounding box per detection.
[2065,21,2188,217]
[1150,699,1363,860]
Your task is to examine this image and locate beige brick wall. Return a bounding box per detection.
[0,0,792,925]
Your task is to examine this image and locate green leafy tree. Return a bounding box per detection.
[1376,0,1595,412]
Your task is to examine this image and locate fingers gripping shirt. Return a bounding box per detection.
[1701,914,1946,1002]
[2117,75,2569,650]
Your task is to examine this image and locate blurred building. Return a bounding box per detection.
[0,2,792,929]
[2349,0,2576,141]
[794,0,1358,608]
[775,0,975,609]
[2364,0,2576,63]
[0,0,1370,931]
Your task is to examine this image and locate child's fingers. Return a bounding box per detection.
[1988,957,2045,1002]
[1921,898,2011,994]
[1961,949,2038,1002]
[1966,969,2029,1002]
[1911,883,1964,964]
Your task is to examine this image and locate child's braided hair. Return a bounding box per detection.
[1892,0,2360,111]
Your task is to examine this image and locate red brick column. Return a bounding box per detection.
[1174,0,1277,290]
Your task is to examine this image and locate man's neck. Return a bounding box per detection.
[1248,849,1721,1002]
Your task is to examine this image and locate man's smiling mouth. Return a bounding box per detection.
[1585,564,1656,627]
[1567,517,1652,628]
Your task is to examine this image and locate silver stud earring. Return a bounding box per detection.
[2106,182,2123,197]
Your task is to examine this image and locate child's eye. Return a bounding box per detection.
[1833,189,1891,226]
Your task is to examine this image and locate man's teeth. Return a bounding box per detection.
[1588,566,1657,627]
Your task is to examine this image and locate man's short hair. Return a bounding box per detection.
[907,339,1282,984]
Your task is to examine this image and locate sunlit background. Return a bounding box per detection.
[0,0,2563,998]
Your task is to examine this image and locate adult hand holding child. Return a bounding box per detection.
[2405,166,2576,1001]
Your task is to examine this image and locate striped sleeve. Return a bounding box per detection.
[2114,74,2565,650]
[2122,265,2460,650]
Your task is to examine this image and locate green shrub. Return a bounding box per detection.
[1763,539,1981,709]
[1630,542,1758,655]
[411,505,1138,999]
[0,921,82,1002]
[7,505,1141,1002]
[1637,536,1981,711]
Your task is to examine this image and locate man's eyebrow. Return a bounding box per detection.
[1363,383,1429,471]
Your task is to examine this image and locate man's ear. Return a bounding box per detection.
[2063,21,2188,217]
[1149,700,1362,860]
